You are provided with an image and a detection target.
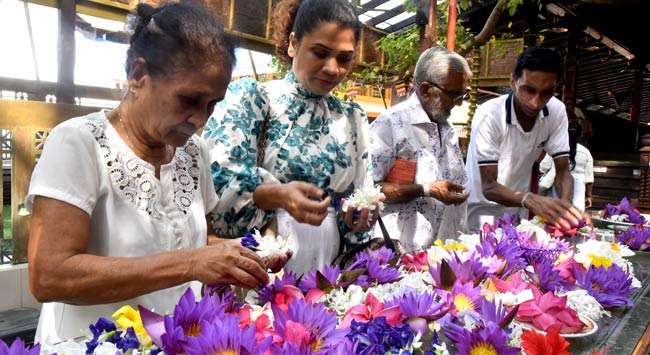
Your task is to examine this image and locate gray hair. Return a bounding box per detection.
[413,47,471,85]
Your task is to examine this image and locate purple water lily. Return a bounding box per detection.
[446,280,484,316]
[299,265,341,292]
[573,264,635,308]
[444,321,519,355]
[604,197,646,224]
[527,258,574,293]
[346,317,415,355]
[385,291,447,334]
[0,338,40,355]
[160,288,222,354]
[476,233,526,277]
[429,252,487,286]
[365,259,401,285]
[258,271,299,304]
[272,299,345,354]
[348,247,395,271]
[616,225,650,251]
[184,314,271,355]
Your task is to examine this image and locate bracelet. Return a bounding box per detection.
[419,183,430,197]
[521,192,533,208]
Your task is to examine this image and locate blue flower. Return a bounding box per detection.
[241,231,260,250]
[346,317,416,354]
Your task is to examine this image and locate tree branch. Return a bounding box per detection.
[457,0,510,56]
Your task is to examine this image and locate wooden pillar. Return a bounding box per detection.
[57,0,76,104]
[630,60,643,148]
[419,0,437,51]
[562,25,578,120]
[11,128,34,264]
[446,0,457,51]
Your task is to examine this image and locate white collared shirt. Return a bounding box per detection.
[465,93,570,206]
[369,94,467,251]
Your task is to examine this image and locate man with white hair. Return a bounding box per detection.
[369,46,470,251]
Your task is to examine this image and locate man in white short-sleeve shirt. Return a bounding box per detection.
[370,47,470,251]
[465,46,586,230]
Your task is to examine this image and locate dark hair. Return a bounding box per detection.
[126,2,236,77]
[568,120,582,170]
[513,46,562,78]
[271,0,361,64]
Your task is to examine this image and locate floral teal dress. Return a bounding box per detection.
[203,73,372,266]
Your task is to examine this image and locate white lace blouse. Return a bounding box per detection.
[26,111,217,343]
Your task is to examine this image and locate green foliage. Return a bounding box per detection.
[376,26,420,79]
[270,56,290,79]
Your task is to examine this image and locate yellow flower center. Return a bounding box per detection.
[185,322,201,337]
[611,243,621,253]
[453,294,475,313]
[588,254,613,269]
[469,342,497,355]
[310,337,323,352]
[215,350,237,355]
[434,240,444,247]
[444,241,467,252]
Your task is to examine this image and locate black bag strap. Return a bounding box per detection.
[257,109,271,166]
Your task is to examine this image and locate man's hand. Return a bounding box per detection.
[523,194,588,229]
[428,181,469,205]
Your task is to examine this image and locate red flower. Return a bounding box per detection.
[521,325,571,355]
[401,251,429,272]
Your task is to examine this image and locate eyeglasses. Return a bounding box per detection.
[421,81,469,103]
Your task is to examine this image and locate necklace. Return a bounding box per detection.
[113,110,172,165]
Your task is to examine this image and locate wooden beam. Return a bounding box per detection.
[0,77,123,102]
[384,16,416,34]
[57,0,76,104]
[359,0,390,13]
[367,5,405,26]
[0,100,97,129]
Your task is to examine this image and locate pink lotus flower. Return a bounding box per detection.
[237,306,278,345]
[340,292,403,328]
[401,251,429,271]
[304,289,326,303]
[284,320,311,347]
[273,285,304,313]
[517,287,583,333]
[491,272,532,294]
[554,257,579,284]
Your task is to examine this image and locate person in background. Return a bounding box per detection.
[203,0,380,276]
[26,3,290,343]
[465,46,588,231]
[369,47,470,251]
[539,120,594,210]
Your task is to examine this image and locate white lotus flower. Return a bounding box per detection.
[341,183,385,211]
[326,285,366,317]
[561,289,610,321]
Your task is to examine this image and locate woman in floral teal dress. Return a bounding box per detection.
[203,0,379,275]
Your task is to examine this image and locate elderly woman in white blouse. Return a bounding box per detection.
[26,3,287,344]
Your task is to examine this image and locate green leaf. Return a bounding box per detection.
[316,271,334,292]
[440,259,456,290]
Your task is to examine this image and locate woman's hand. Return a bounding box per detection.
[279,181,331,225]
[190,239,269,289]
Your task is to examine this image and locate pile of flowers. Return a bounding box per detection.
[601,197,647,225]
[19,214,642,354]
[616,225,650,251]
